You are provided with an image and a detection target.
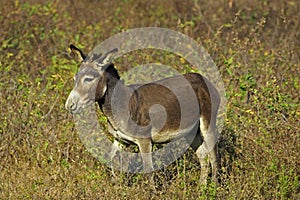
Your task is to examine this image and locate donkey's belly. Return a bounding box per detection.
[151,122,198,143]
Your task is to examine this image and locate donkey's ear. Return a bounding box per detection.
[96,48,118,66]
[70,44,86,62]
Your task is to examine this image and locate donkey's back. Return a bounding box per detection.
[124,73,219,144]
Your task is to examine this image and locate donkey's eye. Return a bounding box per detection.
[84,77,94,83]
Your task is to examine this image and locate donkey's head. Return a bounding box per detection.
[65,44,118,114]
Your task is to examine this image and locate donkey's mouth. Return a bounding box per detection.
[69,106,82,114]
[69,99,95,114]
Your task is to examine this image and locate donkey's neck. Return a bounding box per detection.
[98,75,131,116]
[97,74,138,134]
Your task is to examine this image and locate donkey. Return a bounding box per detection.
[65,44,221,184]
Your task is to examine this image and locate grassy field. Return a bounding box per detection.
[0,0,299,199]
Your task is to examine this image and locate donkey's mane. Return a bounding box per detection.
[105,64,120,80]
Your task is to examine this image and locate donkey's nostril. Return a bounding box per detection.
[66,91,80,113]
[66,99,77,112]
[70,102,77,111]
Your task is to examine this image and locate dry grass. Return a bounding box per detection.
[0,0,299,199]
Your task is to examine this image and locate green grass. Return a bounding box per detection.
[0,0,299,199]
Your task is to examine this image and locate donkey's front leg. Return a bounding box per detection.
[108,140,122,175]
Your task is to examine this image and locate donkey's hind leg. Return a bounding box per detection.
[195,117,219,185]
[190,134,209,185]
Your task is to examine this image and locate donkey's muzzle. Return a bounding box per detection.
[65,91,80,114]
